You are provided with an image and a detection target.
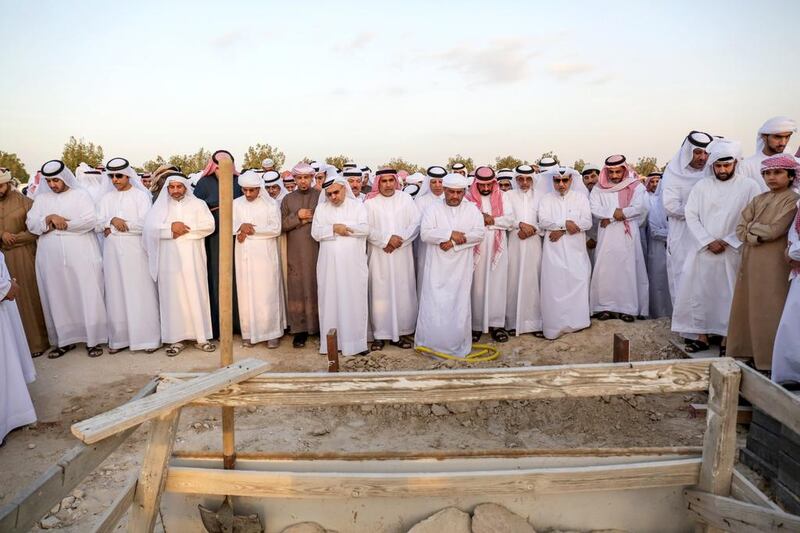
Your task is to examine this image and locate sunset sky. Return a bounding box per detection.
[2,0,798,174]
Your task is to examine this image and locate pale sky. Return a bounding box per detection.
[2,0,799,173]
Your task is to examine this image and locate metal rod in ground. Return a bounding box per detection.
[327,329,339,372]
[613,333,630,363]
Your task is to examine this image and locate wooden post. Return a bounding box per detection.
[215,153,236,470]
[327,329,339,373]
[613,333,630,363]
[694,359,741,533]
[128,409,181,532]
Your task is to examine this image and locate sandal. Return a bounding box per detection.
[87,346,104,358]
[108,347,124,354]
[166,343,185,357]
[685,340,709,353]
[292,332,308,348]
[31,351,44,358]
[472,331,482,342]
[618,314,635,323]
[48,344,75,359]
[491,328,509,343]
[595,311,614,321]
[390,337,414,350]
[371,340,385,351]
[532,331,545,338]
[144,346,161,354]
[194,342,217,353]
[719,345,727,357]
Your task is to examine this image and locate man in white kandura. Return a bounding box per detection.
[671,139,761,354]
[26,160,108,358]
[415,173,485,358]
[365,168,421,351]
[504,164,543,336]
[538,167,593,340]
[589,154,649,322]
[413,165,447,294]
[234,170,285,349]
[468,166,514,343]
[0,250,37,445]
[97,157,160,353]
[312,174,370,356]
[661,130,713,306]
[739,116,796,192]
[143,172,216,356]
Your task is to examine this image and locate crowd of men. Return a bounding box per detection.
[2,115,800,442]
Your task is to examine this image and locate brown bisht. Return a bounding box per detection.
[728,187,799,369]
[0,188,48,353]
[280,187,320,335]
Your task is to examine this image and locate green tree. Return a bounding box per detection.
[447,154,475,173]
[61,136,104,171]
[242,143,286,170]
[381,157,423,174]
[141,156,167,173]
[494,155,527,170]
[325,154,353,171]
[634,156,659,176]
[0,151,29,182]
[536,151,560,166]
[572,159,586,173]
[164,148,211,174]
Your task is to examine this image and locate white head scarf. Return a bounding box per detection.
[705,138,743,178]
[756,116,797,154]
[318,174,356,205]
[540,166,589,196]
[513,165,537,193]
[261,170,288,203]
[142,173,195,281]
[35,160,82,197]
[101,157,151,197]
[75,162,105,190]
[442,173,469,190]
[418,165,447,198]
[667,130,714,177]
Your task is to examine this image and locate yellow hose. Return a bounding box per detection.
[414,343,500,362]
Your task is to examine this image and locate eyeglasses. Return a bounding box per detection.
[552,178,571,183]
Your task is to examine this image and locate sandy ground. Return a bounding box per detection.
[1,317,729,531]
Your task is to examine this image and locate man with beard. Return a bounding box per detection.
[0,169,48,357]
[415,173,485,357]
[740,116,797,191]
[26,160,108,358]
[281,162,320,348]
[263,170,288,203]
[344,167,366,202]
[504,164,543,336]
[468,166,513,343]
[671,139,761,354]
[312,175,370,356]
[282,171,297,193]
[364,168,421,350]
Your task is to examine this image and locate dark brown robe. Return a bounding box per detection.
[0,189,49,352]
[281,187,320,335]
[728,188,799,369]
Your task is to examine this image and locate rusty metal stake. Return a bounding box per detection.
[613,333,630,363]
[327,329,339,372]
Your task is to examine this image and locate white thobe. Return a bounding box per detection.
[504,188,543,334]
[97,188,161,350]
[772,221,800,384]
[312,198,369,355]
[646,194,673,318]
[413,193,444,297]
[471,194,513,332]
[538,191,593,340]
[0,252,37,441]
[414,201,485,357]
[662,167,705,306]
[233,196,285,344]
[157,196,215,344]
[671,175,761,336]
[26,189,108,347]
[739,152,770,193]
[589,185,649,316]
[365,193,421,341]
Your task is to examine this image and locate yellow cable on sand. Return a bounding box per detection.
[415,343,500,362]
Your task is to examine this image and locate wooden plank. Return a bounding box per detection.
[327,329,339,372]
[92,475,137,533]
[737,361,800,436]
[689,403,752,424]
[165,457,702,498]
[0,379,157,533]
[696,359,741,533]
[731,469,782,511]
[128,409,181,533]
[171,446,703,462]
[72,358,267,444]
[685,489,800,533]
[158,358,716,408]
[613,333,630,363]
